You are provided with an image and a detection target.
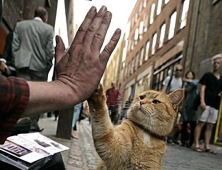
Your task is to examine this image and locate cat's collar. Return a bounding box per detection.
[132,121,166,141]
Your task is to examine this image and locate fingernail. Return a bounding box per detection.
[115,28,121,34]
[105,11,111,17]
[91,6,96,12]
[100,6,107,12]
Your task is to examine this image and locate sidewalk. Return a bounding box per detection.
[38,115,99,170]
[39,116,222,170]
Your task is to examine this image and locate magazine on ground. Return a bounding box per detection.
[0,133,69,163]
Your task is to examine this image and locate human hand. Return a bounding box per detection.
[54,6,121,104]
[0,61,8,72]
[200,102,206,110]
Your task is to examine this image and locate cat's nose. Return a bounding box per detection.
[140,101,145,106]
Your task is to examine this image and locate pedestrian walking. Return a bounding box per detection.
[106,82,121,124]
[12,7,54,132]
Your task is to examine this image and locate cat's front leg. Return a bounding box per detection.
[88,84,114,139]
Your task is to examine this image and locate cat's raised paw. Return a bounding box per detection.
[88,84,105,104]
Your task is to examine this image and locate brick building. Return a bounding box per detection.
[184,0,222,78]
[183,0,222,144]
[107,0,191,103]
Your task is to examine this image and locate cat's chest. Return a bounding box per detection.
[142,133,152,146]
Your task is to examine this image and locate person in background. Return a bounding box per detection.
[162,64,183,94]
[194,54,222,153]
[12,7,54,132]
[71,102,83,139]
[162,64,184,144]
[180,71,199,147]
[78,101,90,123]
[106,82,121,124]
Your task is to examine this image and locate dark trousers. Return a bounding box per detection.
[108,106,118,124]
[181,121,196,146]
[17,68,48,131]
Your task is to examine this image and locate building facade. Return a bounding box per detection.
[116,0,191,103]
[183,0,222,144]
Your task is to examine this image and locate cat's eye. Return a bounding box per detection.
[152,99,161,104]
[139,95,146,100]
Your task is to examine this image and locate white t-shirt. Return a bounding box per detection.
[163,76,183,92]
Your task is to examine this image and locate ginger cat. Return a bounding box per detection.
[88,84,184,170]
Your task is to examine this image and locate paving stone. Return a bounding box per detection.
[41,117,222,170]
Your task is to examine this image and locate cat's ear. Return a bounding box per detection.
[168,89,184,106]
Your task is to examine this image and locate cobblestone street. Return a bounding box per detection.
[65,119,222,170]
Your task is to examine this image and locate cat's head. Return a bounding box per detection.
[127,89,184,136]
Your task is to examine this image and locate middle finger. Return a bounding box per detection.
[83,6,107,47]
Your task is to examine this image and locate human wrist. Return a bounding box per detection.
[51,80,80,107]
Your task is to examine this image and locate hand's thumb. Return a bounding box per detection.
[55,35,65,65]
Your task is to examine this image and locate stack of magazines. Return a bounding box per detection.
[0,133,69,164]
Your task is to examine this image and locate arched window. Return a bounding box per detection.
[157,0,162,15]
[159,23,166,48]
[150,3,156,24]
[145,41,150,61]
[168,11,177,40]
[139,47,144,66]
[151,33,157,55]
[180,0,190,29]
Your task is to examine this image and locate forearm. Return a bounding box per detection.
[200,86,205,104]
[162,85,167,92]
[22,80,79,117]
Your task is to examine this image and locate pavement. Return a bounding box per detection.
[39,116,222,170]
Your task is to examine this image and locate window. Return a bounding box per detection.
[145,41,150,61]
[157,0,163,15]
[127,40,131,52]
[159,23,166,48]
[150,3,156,25]
[135,12,138,23]
[139,47,144,66]
[143,14,148,32]
[168,11,177,40]
[134,28,139,45]
[180,0,190,29]
[139,21,144,39]
[165,0,169,4]
[143,0,147,7]
[132,57,135,72]
[131,40,134,50]
[151,33,157,55]
[135,53,139,70]
[139,3,143,15]
[129,61,132,75]
[124,66,128,78]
